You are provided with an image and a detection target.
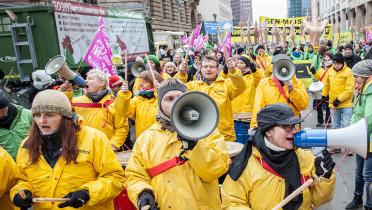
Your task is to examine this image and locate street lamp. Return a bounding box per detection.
[213,13,217,43]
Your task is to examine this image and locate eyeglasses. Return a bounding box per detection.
[278,124,298,132]
[201,65,217,69]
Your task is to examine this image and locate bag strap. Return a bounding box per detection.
[271,75,298,110]
[147,156,187,178]
[72,99,114,108]
[319,66,330,82]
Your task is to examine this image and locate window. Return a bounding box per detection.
[83,0,98,5]
[0,15,11,33]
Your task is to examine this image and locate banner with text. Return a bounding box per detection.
[53,0,149,68]
[231,16,332,44]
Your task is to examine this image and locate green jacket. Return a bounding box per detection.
[351,80,372,141]
[0,104,32,160]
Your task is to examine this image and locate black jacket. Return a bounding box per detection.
[345,54,362,69]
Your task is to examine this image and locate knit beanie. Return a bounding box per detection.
[145,55,160,68]
[31,89,73,118]
[0,89,9,109]
[237,47,245,55]
[352,60,372,78]
[108,75,123,89]
[333,53,345,64]
[256,45,265,53]
[157,78,187,110]
[238,55,251,67]
[345,43,353,50]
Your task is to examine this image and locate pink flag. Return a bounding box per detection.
[224,32,232,58]
[181,34,189,45]
[194,34,204,51]
[83,16,116,75]
[190,23,202,46]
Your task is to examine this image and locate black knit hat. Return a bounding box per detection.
[238,55,251,67]
[256,45,265,53]
[237,47,245,55]
[333,53,345,64]
[345,43,353,50]
[0,89,9,109]
[158,78,187,112]
[257,103,302,133]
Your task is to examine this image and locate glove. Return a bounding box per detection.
[138,190,159,210]
[314,149,335,179]
[310,66,316,74]
[321,95,329,103]
[249,62,257,73]
[177,134,197,150]
[223,64,228,74]
[332,98,341,107]
[58,189,90,208]
[13,189,33,208]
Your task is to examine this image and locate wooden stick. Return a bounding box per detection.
[32,198,70,203]
[18,189,26,199]
[271,178,314,210]
[124,50,128,82]
[145,54,157,82]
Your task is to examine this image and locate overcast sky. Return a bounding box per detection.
[252,0,287,22]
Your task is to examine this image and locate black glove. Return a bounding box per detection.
[249,62,257,73]
[138,190,158,210]
[13,189,33,208]
[321,95,329,103]
[223,64,228,74]
[314,149,335,179]
[310,66,317,74]
[177,134,197,150]
[332,98,341,107]
[58,189,90,208]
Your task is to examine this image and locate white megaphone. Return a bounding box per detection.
[294,118,370,159]
[131,61,146,77]
[272,54,296,81]
[170,91,219,141]
[45,55,86,87]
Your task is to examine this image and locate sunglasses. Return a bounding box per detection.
[278,124,299,132]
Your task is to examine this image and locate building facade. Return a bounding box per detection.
[288,0,311,17]
[197,0,232,22]
[230,0,253,26]
[99,0,200,33]
[319,0,372,32]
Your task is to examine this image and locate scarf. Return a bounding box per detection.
[41,130,62,168]
[0,104,18,129]
[86,89,109,103]
[139,90,155,99]
[228,132,302,210]
[156,109,175,132]
[241,68,252,75]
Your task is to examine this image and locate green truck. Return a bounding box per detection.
[0,1,154,106]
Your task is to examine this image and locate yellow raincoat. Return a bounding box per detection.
[314,65,332,82]
[128,95,158,138]
[133,72,188,93]
[221,147,335,209]
[232,70,263,120]
[187,69,246,141]
[10,126,125,210]
[125,122,229,210]
[0,147,16,210]
[250,76,309,128]
[71,92,130,148]
[321,64,355,109]
[257,52,273,77]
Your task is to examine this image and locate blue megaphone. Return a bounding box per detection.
[294,118,370,159]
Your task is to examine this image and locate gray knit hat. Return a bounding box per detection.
[31,89,73,118]
[352,60,372,78]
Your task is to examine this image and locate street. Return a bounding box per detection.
[302,95,362,210]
